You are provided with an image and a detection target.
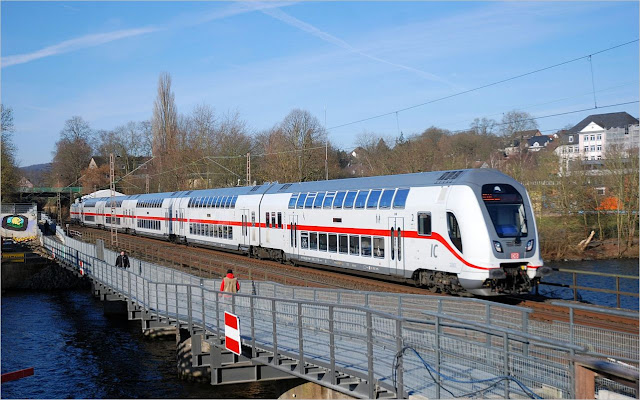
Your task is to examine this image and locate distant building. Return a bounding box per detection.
[526,135,553,152]
[554,112,639,171]
[18,177,34,189]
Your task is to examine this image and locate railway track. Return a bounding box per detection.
[71,226,638,334]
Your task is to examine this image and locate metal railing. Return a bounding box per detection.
[44,235,589,399]
[540,267,639,309]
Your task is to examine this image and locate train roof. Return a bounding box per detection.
[80,168,520,204]
[263,168,519,194]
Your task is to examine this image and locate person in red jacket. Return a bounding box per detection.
[220,269,240,293]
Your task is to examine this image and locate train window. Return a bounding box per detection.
[215,197,223,208]
[266,212,270,228]
[397,228,402,261]
[301,232,309,249]
[333,191,346,208]
[323,192,335,208]
[349,235,360,255]
[305,193,316,208]
[343,191,357,209]
[354,190,369,209]
[218,196,225,208]
[418,213,432,236]
[277,212,282,229]
[296,193,307,209]
[328,234,337,253]
[209,197,216,208]
[339,235,348,254]
[225,196,232,208]
[379,189,395,209]
[361,236,372,256]
[313,193,325,208]
[390,228,395,260]
[367,190,382,209]
[447,212,463,253]
[318,233,328,251]
[188,198,193,208]
[231,196,238,208]
[190,223,193,234]
[228,226,233,240]
[393,188,410,209]
[309,232,318,250]
[218,225,223,237]
[289,194,298,209]
[271,212,276,228]
[214,225,218,238]
[223,226,228,239]
[373,237,385,258]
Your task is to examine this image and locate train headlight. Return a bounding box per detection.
[526,239,534,252]
[493,241,503,253]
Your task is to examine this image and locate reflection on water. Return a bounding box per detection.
[1,290,289,399]
[539,258,639,310]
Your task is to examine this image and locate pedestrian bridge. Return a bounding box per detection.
[40,230,638,399]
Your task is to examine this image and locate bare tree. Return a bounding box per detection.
[1,104,18,200]
[499,110,538,141]
[470,117,497,136]
[152,72,178,157]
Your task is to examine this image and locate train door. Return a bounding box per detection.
[167,205,173,235]
[178,206,185,238]
[241,209,250,246]
[388,217,405,275]
[288,214,299,260]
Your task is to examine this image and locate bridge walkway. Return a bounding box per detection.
[40,232,638,399]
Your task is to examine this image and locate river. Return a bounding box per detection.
[538,258,639,310]
[1,290,293,399]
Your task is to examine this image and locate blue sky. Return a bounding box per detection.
[2,1,638,167]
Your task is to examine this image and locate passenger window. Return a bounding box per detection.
[305,193,316,208]
[418,213,432,236]
[333,191,346,208]
[447,212,463,253]
[367,190,382,209]
[271,212,276,228]
[361,236,372,256]
[323,192,335,208]
[328,234,337,252]
[339,235,348,254]
[318,234,328,251]
[296,194,307,209]
[373,237,385,258]
[225,197,232,208]
[393,188,410,209]
[228,226,233,239]
[314,193,325,208]
[266,212,270,228]
[277,212,282,229]
[343,191,357,209]
[309,232,318,250]
[379,189,395,209]
[301,232,309,249]
[354,190,369,209]
[231,196,238,208]
[349,235,360,255]
[289,194,298,209]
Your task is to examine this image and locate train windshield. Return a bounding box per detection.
[481,184,528,238]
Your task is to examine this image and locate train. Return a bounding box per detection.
[70,168,550,296]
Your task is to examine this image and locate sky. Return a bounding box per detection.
[2,1,639,167]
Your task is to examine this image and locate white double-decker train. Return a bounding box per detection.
[71,169,549,295]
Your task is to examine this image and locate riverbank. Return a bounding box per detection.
[541,239,639,262]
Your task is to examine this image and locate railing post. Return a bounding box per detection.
[128,271,131,301]
[367,311,374,399]
[569,306,575,347]
[573,273,578,301]
[187,285,193,333]
[298,302,305,374]
[435,314,441,399]
[250,296,256,358]
[395,318,404,398]
[165,284,169,321]
[329,306,336,385]
[485,304,491,350]
[215,289,220,335]
[503,332,510,399]
[201,286,206,332]
[616,277,621,308]
[142,279,146,309]
[175,284,179,321]
[522,311,529,357]
[272,299,278,366]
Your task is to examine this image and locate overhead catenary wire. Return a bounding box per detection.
[327,39,639,131]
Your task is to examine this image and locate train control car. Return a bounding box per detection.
[71,169,549,295]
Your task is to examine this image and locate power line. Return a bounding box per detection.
[327,39,639,130]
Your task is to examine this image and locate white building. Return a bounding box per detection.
[555,112,639,171]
